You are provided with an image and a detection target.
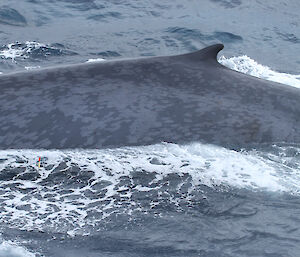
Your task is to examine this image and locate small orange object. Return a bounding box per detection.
[38,157,41,168]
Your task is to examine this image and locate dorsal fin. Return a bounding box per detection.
[179,44,224,62]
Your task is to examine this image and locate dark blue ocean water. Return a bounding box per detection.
[0,1,300,257]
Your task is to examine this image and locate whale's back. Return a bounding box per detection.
[0,44,299,149]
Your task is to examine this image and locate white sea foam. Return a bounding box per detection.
[86,58,105,63]
[0,41,46,61]
[0,241,35,257]
[0,44,25,61]
[0,143,299,235]
[219,55,300,88]
[24,66,41,70]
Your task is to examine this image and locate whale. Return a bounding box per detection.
[0,44,299,149]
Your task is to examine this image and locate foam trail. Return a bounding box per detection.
[219,55,300,88]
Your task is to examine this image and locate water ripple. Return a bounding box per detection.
[0,6,27,26]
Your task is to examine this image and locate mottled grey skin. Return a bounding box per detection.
[0,44,299,149]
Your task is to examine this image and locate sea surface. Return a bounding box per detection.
[0,0,300,256]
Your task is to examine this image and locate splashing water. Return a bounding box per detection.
[0,42,47,61]
[219,55,300,88]
[0,41,76,62]
[0,143,299,236]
